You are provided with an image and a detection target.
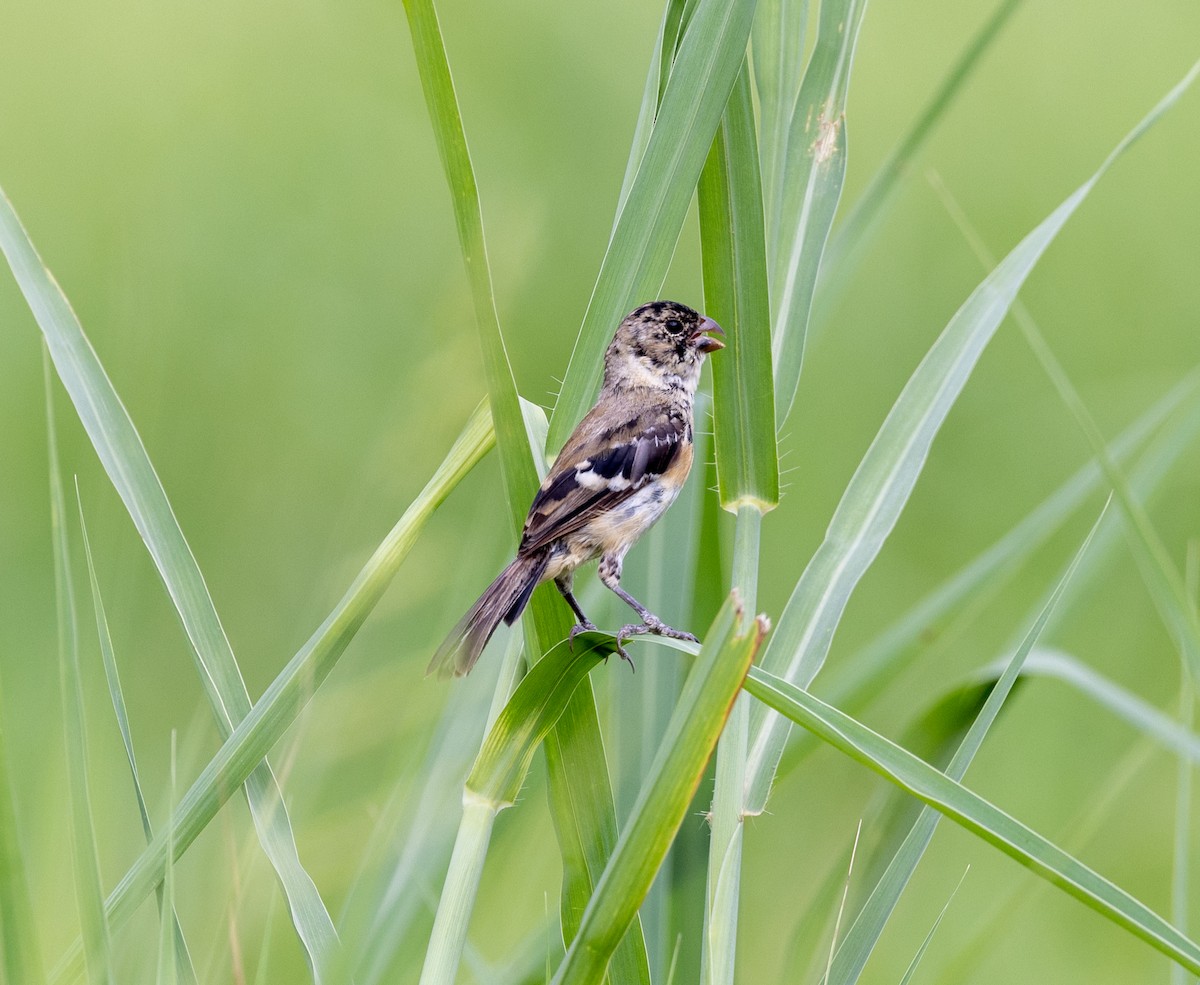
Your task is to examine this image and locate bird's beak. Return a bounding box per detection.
[692,317,725,354]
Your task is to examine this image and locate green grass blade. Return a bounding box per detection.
[896,869,968,985]
[156,734,178,985]
[751,0,809,248]
[2,190,341,977]
[402,9,646,977]
[77,493,197,985]
[548,0,759,449]
[699,64,780,511]
[0,671,43,985]
[45,364,114,985]
[48,403,494,985]
[552,598,768,985]
[743,668,1200,976]
[823,508,1105,984]
[743,61,1200,816]
[821,376,1200,718]
[820,0,1024,297]
[769,0,868,427]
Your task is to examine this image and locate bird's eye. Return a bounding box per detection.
[664,318,684,335]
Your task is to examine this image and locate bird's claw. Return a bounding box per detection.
[568,620,599,652]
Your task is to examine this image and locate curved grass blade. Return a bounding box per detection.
[822,507,1105,984]
[77,493,196,985]
[401,3,648,977]
[552,599,768,985]
[46,365,114,985]
[548,0,759,449]
[769,0,868,428]
[3,192,341,978]
[743,668,1200,976]
[819,0,1024,302]
[699,64,780,512]
[48,403,494,985]
[743,61,1200,816]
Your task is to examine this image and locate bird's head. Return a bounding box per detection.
[602,300,724,393]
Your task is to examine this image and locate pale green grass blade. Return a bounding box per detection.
[402,10,646,978]
[699,64,780,511]
[769,0,868,427]
[896,869,968,985]
[156,734,178,985]
[751,0,809,247]
[552,599,768,985]
[822,508,1105,984]
[548,0,759,448]
[0,672,43,985]
[743,669,1200,975]
[1173,545,1198,985]
[823,376,1200,718]
[48,403,494,985]
[820,0,1024,296]
[46,366,114,985]
[743,62,1200,816]
[2,191,341,976]
[77,493,196,985]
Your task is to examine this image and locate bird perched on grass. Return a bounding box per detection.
[429,300,724,678]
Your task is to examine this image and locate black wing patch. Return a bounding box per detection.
[519,416,687,554]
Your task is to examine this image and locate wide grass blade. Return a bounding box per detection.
[551,598,768,985]
[548,0,759,448]
[77,493,196,985]
[46,366,114,985]
[822,508,1105,984]
[743,668,1200,975]
[699,64,780,512]
[743,61,1200,817]
[401,3,651,977]
[769,0,868,427]
[48,403,494,985]
[2,190,341,977]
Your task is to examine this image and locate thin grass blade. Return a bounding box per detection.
[743,668,1200,975]
[743,61,1200,816]
[699,64,780,511]
[156,734,179,985]
[3,191,341,976]
[45,364,114,985]
[896,869,968,985]
[77,492,197,985]
[769,0,869,427]
[822,507,1106,984]
[552,598,768,985]
[548,0,759,449]
[49,404,494,985]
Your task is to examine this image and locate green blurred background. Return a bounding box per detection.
[2,0,1199,980]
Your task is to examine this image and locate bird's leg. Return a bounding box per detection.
[556,575,598,651]
[597,553,697,669]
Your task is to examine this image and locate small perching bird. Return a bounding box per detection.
[429,300,724,678]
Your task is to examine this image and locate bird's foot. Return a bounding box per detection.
[568,620,599,652]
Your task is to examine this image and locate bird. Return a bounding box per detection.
[428,300,724,678]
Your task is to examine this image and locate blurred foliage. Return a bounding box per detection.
[2,0,1199,981]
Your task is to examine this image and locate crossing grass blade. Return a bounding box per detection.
[743,668,1200,976]
[699,64,780,512]
[548,0,759,449]
[401,3,650,979]
[46,364,114,985]
[2,189,342,978]
[551,598,768,985]
[821,507,1106,984]
[47,402,494,985]
[768,0,869,427]
[77,493,197,985]
[742,60,1200,818]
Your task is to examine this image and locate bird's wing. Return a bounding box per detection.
[519,408,690,555]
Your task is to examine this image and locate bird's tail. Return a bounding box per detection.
[427,551,549,678]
